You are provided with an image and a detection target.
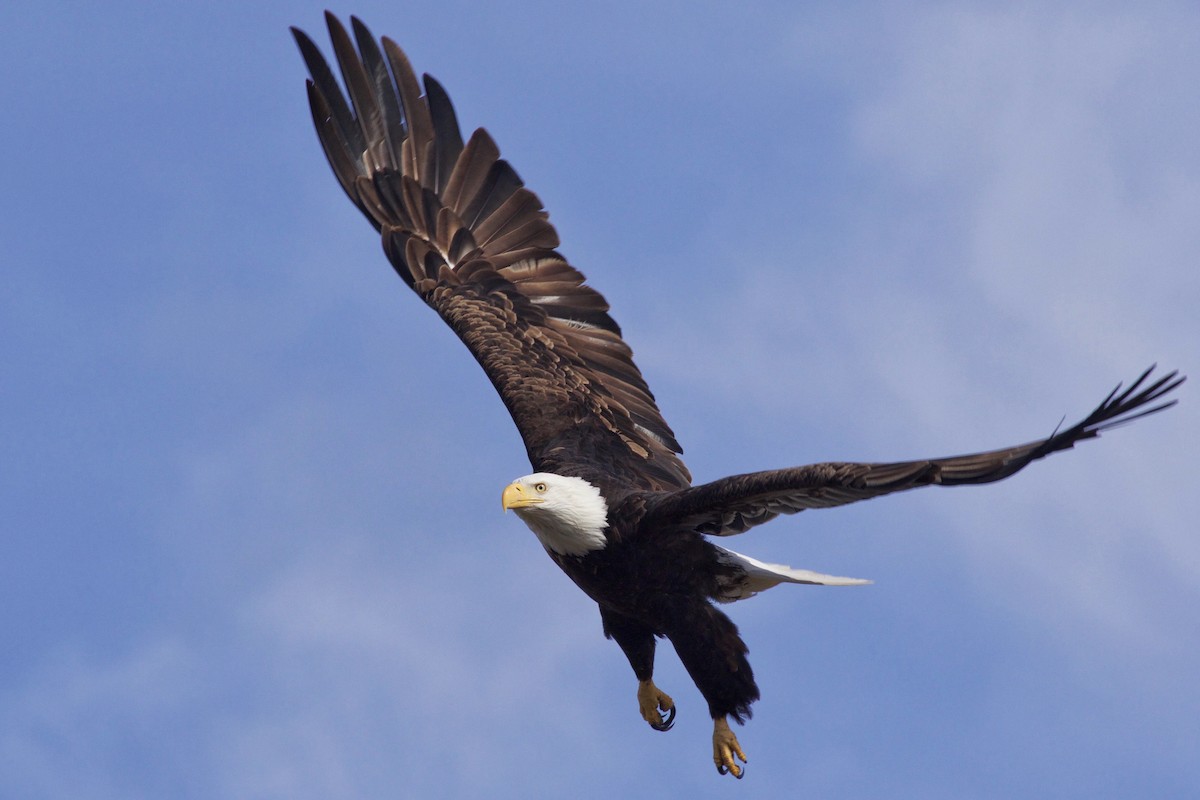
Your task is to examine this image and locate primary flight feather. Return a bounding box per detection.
[292,13,1183,779]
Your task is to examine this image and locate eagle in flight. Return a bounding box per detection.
[292,14,1183,779]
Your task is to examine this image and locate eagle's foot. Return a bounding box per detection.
[712,717,746,779]
[636,679,676,732]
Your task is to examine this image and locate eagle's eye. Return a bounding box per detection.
[534,482,547,493]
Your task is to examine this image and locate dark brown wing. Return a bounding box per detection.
[292,14,689,490]
[646,366,1183,536]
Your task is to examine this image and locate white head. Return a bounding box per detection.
[501,472,609,556]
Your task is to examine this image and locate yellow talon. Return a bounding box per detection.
[636,679,675,731]
[713,717,747,778]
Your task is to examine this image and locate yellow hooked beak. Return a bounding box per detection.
[502,482,544,511]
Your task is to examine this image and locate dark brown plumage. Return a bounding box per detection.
[646,365,1182,536]
[293,14,688,493]
[292,14,1183,779]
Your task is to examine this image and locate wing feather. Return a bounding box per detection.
[422,75,464,193]
[647,366,1183,535]
[293,15,689,490]
[380,37,434,183]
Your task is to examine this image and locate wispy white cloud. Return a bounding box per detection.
[842,4,1199,641]
[636,3,1198,652]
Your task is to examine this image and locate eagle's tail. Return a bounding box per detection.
[714,545,871,603]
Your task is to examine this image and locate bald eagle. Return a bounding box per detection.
[292,14,1183,779]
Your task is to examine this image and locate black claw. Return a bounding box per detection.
[717,764,745,779]
[650,705,676,732]
[718,765,728,775]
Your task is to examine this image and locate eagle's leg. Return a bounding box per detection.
[665,601,758,778]
[712,716,747,778]
[600,606,676,732]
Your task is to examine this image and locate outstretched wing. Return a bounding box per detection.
[292,14,689,491]
[647,366,1183,536]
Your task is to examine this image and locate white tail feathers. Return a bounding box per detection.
[714,545,871,602]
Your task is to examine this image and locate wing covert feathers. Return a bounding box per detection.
[649,366,1183,536]
[293,14,689,490]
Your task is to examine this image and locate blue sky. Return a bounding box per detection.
[3,2,1197,797]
